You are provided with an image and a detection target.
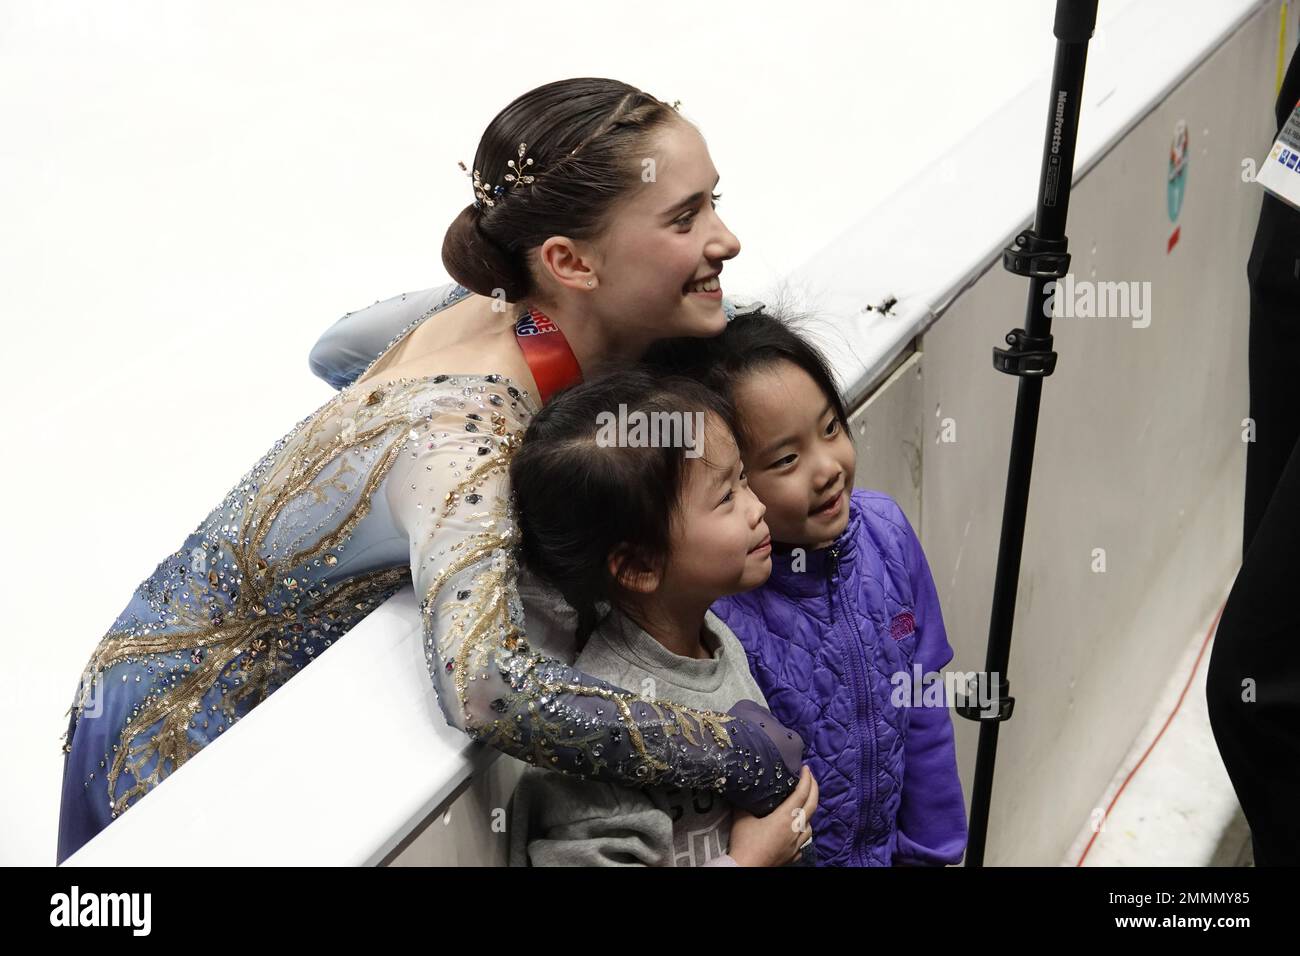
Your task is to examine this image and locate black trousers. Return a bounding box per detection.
[1206,191,1300,866]
[1243,191,1300,553]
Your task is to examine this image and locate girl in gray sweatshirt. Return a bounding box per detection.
[506,369,817,867]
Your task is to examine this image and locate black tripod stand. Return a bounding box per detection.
[954,0,1099,867]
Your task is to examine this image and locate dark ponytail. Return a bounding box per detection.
[442,78,686,302]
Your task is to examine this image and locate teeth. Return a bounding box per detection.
[687,276,720,293]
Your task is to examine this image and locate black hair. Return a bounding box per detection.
[509,367,737,651]
[642,308,851,456]
[443,78,688,303]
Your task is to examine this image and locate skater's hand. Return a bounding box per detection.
[728,765,818,866]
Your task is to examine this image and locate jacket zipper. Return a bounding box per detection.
[824,546,837,624]
[826,547,877,867]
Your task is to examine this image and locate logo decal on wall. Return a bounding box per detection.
[1167,119,1189,253]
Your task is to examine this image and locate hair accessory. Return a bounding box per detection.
[457,95,679,210]
[458,141,536,210]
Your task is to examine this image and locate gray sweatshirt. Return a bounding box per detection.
[507,607,769,867]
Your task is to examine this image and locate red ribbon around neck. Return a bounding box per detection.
[513,306,583,405]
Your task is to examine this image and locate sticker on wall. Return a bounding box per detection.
[1166,119,1188,254]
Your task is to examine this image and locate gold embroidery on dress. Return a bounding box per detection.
[66,369,780,827]
[66,378,467,815]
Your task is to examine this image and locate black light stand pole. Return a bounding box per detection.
[956,0,1099,867]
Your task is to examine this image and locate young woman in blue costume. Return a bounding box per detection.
[56,77,811,863]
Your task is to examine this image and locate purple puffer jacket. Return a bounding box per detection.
[712,488,968,867]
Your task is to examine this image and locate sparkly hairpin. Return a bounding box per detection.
[457,141,536,210]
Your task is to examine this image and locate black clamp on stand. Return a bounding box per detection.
[954,674,1015,722]
[1002,229,1070,279]
[993,230,1067,377]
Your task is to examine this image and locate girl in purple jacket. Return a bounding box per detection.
[647,311,969,866]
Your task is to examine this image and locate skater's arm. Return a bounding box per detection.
[383,378,803,815]
[308,285,458,390]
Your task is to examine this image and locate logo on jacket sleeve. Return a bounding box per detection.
[889,610,915,641]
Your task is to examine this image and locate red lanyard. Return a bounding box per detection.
[513,306,583,405]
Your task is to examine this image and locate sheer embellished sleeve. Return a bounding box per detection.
[309,286,457,390]
[382,375,802,815]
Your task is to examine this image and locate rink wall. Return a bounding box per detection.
[834,0,1291,865]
